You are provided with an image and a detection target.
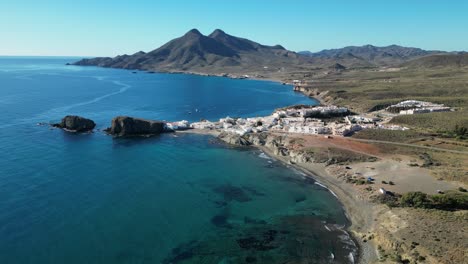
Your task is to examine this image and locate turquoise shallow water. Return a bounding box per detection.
[0,57,357,263]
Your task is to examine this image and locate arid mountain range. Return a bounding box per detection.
[73,29,467,75]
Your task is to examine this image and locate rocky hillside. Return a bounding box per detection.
[401,53,468,68]
[73,31,456,74]
[299,45,444,67]
[73,29,309,74]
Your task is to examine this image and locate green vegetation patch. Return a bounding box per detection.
[303,147,378,165]
[390,109,468,136]
[377,190,468,211]
[298,67,468,113]
[352,129,422,142]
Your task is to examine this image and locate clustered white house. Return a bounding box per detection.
[188,105,384,136]
[345,115,379,124]
[274,105,349,118]
[166,120,190,131]
[174,105,411,136]
[386,100,452,115]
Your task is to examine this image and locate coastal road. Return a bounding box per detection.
[347,138,468,155]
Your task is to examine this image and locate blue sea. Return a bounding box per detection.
[0,57,357,263]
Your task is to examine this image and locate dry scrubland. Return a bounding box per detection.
[190,63,468,263]
[278,66,468,263]
[292,65,468,181]
[260,132,467,264]
[288,67,468,113]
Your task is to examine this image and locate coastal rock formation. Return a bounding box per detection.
[217,132,251,146]
[218,132,292,157]
[52,115,96,132]
[105,116,166,137]
[218,132,376,166]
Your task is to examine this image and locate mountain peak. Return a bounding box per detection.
[72,29,315,72]
[272,45,285,50]
[185,28,203,36]
[209,29,227,38]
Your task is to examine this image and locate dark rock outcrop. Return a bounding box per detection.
[218,132,314,164]
[329,63,346,71]
[105,116,166,137]
[52,115,96,132]
[217,132,251,146]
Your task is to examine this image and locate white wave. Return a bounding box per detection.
[328,189,338,198]
[324,225,331,232]
[348,252,355,263]
[258,152,271,159]
[314,181,327,189]
[289,167,307,176]
[314,181,338,198]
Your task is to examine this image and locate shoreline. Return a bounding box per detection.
[179,128,378,263]
[66,59,468,264]
[168,71,328,105]
[164,70,329,106]
[72,65,372,262]
[156,69,330,106]
[256,145,378,264]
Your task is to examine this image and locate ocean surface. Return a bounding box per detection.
[0,57,357,263]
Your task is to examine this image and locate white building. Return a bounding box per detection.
[167,120,190,130]
[190,121,216,129]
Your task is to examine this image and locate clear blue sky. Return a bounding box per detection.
[1,0,467,56]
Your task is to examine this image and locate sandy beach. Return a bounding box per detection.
[179,127,468,264]
[256,145,380,263]
[180,129,380,263]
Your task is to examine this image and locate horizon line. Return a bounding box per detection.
[1,46,465,58]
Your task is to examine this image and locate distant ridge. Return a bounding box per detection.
[299,45,445,66]
[73,30,456,75]
[73,29,305,74]
[402,53,468,68]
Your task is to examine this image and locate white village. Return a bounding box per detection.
[166,100,453,137]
